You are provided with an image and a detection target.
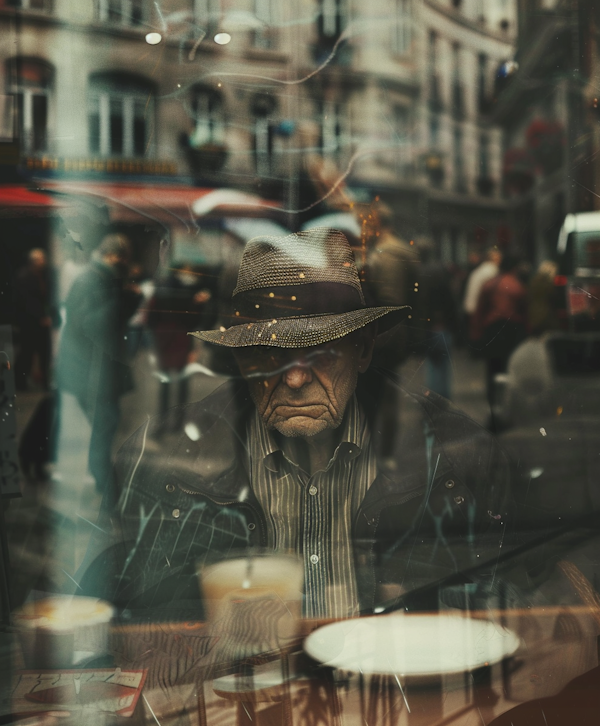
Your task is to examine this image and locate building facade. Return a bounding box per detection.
[493,0,598,265]
[344,0,516,261]
[0,0,517,263]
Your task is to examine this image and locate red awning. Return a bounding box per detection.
[0,185,56,207]
[0,185,61,217]
[39,181,281,226]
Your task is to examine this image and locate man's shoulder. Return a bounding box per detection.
[115,382,251,498]
[378,381,504,476]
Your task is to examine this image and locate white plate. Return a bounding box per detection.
[304,613,520,676]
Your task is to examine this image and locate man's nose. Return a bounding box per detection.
[282,362,313,389]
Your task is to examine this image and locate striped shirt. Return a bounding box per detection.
[246,396,377,619]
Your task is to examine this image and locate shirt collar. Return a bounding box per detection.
[250,395,368,475]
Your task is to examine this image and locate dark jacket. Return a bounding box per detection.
[15,265,53,328]
[147,273,214,371]
[57,260,141,404]
[81,376,513,619]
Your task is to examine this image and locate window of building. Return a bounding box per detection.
[0,95,14,142]
[253,0,277,50]
[428,30,442,112]
[452,43,460,82]
[478,53,489,114]
[318,0,346,40]
[5,0,52,10]
[254,116,272,175]
[391,0,411,56]
[5,57,52,154]
[194,0,220,26]
[453,124,465,191]
[88,73,154,157]
[451,42,464,120]
[474,0,485,21]
[251,93,277,176]
[320,100,346,158]
[96,0,145,26]
[393,104,410,171]
[394,105,409,141]
[427,30,437,75]
[429,112,440,147]
[189,86,224,147]
[479,133,489,178]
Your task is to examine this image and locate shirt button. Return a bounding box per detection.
[310,554,319,565]
[165,484,175,493]
[309,485,318,496]
[445,480,455,489]
[454,496,465,505]
[172,508,180,519]
[248,523,256,531]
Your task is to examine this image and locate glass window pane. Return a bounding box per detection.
[88,111,100,154]
[15,92,24,141]
[130,0,143,26]
[108,0,121,22]
[133,117,146,156]
[6,4,600,720]
[109,97,123,154]
[31,94,47,152]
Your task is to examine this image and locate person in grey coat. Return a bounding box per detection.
[56,233,141,497]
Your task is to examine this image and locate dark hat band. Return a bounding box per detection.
[232,282,365,322]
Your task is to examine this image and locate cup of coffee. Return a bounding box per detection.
[199,553,304,661]
[14,595,114,669]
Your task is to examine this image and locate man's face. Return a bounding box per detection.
[234,331,374,439]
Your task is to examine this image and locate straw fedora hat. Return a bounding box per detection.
[190,228,408,349]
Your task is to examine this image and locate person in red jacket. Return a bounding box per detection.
[472,254,528,412]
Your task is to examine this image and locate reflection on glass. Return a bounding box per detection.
[2,0,600,723]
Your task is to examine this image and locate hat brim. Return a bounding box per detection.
[189,306,409,349]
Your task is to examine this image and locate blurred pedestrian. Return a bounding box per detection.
[463,247,502,346]
[15,249,54,391]
[415,246,459,400]
[147,263,213,436]
[56,234,141,498]
[528,260,560,335]
[472,254,528,412]
[456,250,481,346]
[126,263,154,359]
[360,202,418,463]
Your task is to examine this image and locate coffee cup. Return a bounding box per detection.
[14,595,114,669]
[199,553,304,659]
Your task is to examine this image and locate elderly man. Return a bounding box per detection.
[83,229,510,620]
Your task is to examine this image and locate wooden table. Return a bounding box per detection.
[106,604,600,726]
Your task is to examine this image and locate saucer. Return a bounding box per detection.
[304,613,520,676]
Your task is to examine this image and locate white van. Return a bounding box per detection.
[556,212,600,326]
